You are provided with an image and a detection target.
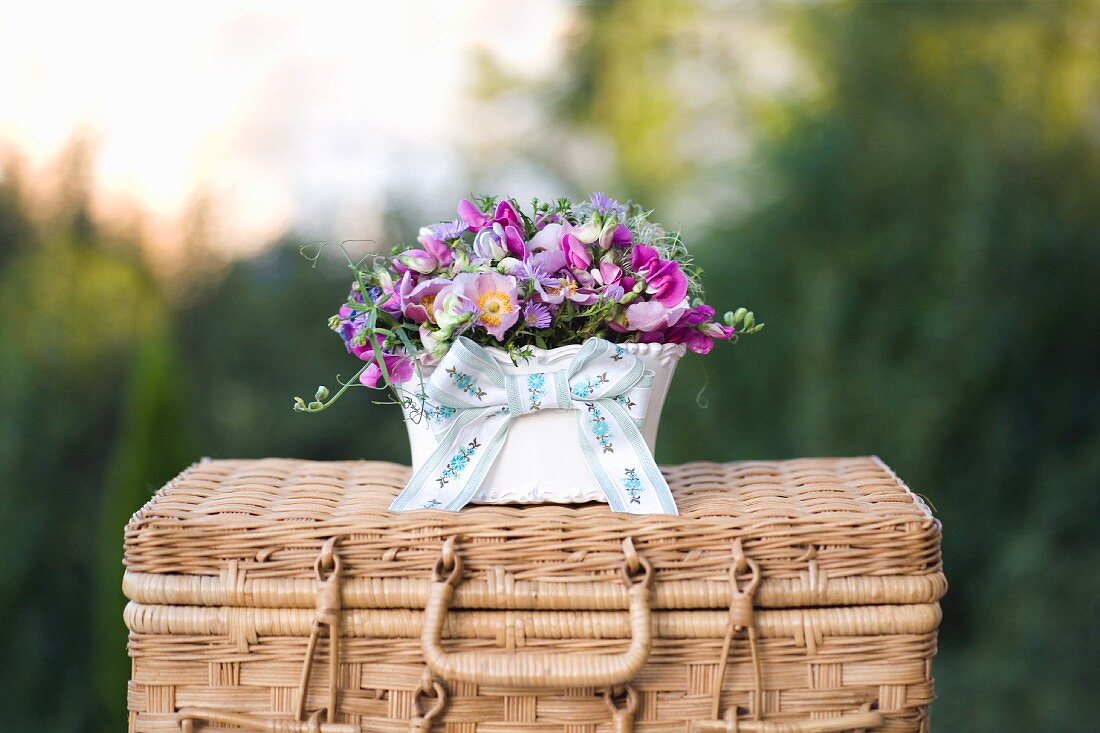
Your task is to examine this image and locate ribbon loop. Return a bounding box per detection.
[389,337,679,515]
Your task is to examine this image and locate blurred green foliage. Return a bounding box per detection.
[0,2,1097,731]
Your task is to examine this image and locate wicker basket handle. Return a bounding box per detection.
[421,537,654,687]
[692,704,883,732]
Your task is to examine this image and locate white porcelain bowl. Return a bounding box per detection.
[401,342,686,504]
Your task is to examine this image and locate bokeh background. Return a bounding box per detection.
[1,1,1098,731]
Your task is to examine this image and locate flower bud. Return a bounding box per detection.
[597,218,619,250]
[314,385,330,401]
[328,315,342,331]
[451,248,470,273]
[293,397,307,412]
[397,249,438,274]
[374,266,394,291]
[308,401,323,410]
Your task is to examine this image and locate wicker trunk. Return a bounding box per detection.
[123,457,944,733]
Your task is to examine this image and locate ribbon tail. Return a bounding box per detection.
[575,399,679,515]
[390,409,511,512]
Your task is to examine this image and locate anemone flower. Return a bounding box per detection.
[395,273,451,324]
[448,272,520,341]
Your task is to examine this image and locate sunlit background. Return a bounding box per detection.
[1,2,1097,731]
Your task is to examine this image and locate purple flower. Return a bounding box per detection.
[503,257,556,290]
[417,220,463,267]
[561,226,592,270]
[630,244,688,307]
[523,301,552,329]
[395,273,451,324]
[472,221,524,262]
[589,192,627,219]
[458,198,524,245]
[336,301,367,346]
[349,334,414,388]
[602,223,632,249]
[448,272,520,341]
[542,271,599,306]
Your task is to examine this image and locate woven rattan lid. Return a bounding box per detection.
[123,457,944,610]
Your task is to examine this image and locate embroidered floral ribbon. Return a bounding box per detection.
[389,337,679,514]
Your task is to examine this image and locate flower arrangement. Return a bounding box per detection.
[294,193,761,413]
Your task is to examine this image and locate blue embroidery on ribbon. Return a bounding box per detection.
[437,438,481,488]
[425,403,456,423]
[611,345,626,361]
[527,372,546,411]
[571,372,610,399]
[446,365,488,400]
[585,402,614,453]
[623,467,643,504]
[615,394,636,409]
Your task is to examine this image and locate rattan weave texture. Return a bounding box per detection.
[124,457,942,733]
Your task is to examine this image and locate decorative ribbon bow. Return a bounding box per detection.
[389,337,679,515]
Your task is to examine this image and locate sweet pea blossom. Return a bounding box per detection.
[630,244,689,307]
[560,224,593,270]
[592,260,627,302]
[349,334,415,387]
[621,298,691,333]
[473,221,524,262]
[417,220,463,266]
[396,248,437,274]
[527,222,564,253]
[459,199,523,240]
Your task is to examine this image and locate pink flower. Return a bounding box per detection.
[457,198,490,230]
[395,248,437,274]
[593,261,626,301]
[395,273,450,324]
[459,199,523,244]
[604,223,632,249]
[491,199,522,231]
[417,221,462,267]
[622,298,690,332]
[473,221,525,261]
[561,226,592,270]
[527,222,564,253]
[630,244,688,307]
[448,272,520,341]
[350,334,415,388]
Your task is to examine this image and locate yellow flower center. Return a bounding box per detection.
[477,289,513,326]
[547,281,577,298]
[420,293,438,323]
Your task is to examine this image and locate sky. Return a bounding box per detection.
[0,1,573,259]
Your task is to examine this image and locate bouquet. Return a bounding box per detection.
[295,193,761,413]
